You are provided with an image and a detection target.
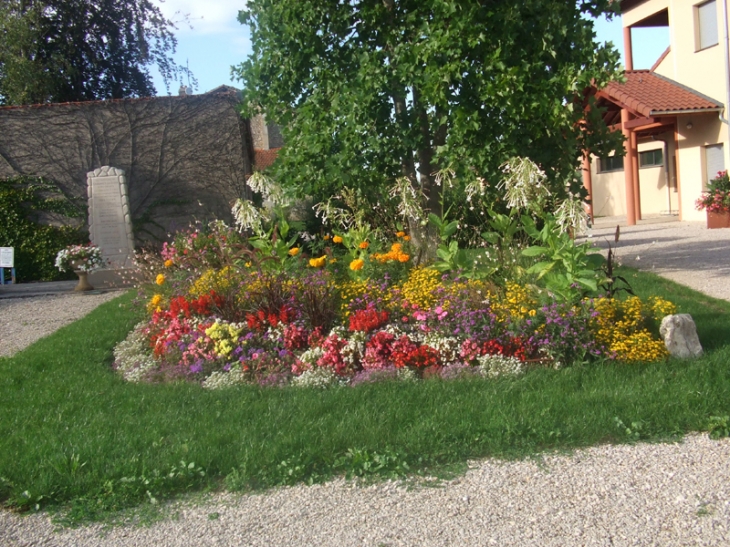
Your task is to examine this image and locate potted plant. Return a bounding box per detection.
[55,244,105,291]
[696,170,730,229]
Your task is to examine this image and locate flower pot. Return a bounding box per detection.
[707,211,730,229]
[73,270,94,291]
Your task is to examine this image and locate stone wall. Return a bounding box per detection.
[0,88,255,242]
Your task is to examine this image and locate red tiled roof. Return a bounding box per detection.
[601,70,723,117]
[254,148,281,170]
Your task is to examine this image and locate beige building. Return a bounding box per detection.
[587,0,730,223]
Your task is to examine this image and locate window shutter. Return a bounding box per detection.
[705,144,725,187]
[699,1,719,49]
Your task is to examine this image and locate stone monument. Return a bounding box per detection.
[87,166,135,270]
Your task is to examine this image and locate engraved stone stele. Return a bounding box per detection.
[659,314,703,358]
[87,166,135,270]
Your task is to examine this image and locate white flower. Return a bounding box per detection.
[291,367,341,388]
[232,199,265,234]
[477,354,524,378]
[203,368,247,389]
[55,244,105,272]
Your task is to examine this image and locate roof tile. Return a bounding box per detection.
[602,70,722,116]
[254,148,281,170]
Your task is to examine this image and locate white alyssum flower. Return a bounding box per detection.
[291,367,342,388]
[202,368,247,389]
[477,354,525,378]
[113,323,158,382]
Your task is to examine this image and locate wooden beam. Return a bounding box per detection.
[582,153,594,222]
[624,117,675,131]
[622,108,637,225]
[623,116,656,129]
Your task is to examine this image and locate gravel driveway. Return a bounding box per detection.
[1,219,729,546]
[587,218,730,302]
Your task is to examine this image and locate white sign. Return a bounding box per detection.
[0,247,13,268]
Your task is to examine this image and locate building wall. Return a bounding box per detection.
[591,131,679,217]
[0,90,254,242]
[622,0,729,221]
[676,112,726,220]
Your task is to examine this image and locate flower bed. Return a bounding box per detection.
[116,160,678,388]
[116,224,675,389]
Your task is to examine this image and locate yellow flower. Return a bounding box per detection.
[309,255,327,268]
[147,294,164,314]
[333,235,343,244]
[324,234,331,240]
[396,231,405,238]
[156,274,165,285]
[245,262,252,267]
[359,241,369,250]
[164,259,173,268]
[288,247,300,257]
[350,258,365,271]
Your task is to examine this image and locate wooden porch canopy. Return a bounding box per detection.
[586,70,723,224]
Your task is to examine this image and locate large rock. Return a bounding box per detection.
[659,314,703,358]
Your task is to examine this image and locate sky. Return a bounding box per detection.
[150,1,671,97]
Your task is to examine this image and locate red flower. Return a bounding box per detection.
[349,307,389,333]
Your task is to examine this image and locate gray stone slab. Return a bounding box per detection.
[87,166,135,269]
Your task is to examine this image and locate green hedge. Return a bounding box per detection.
[0,176,87,282]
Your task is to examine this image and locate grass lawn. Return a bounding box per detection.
[1,266,729,523]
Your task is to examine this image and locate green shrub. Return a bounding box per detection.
[0,176,87,282]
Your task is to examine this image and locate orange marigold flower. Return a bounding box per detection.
[333,235,343,244]
[391,242,402,252]
[324,234,331,240]
[397,253,410,262]
[156,274,165,285]
[350,258,365,271]
[403,235,411,241]
[359,241,369,249]
[309,255,327,268]
[164,259,173,268]
[396,231,405,238]
[288,247,300,257]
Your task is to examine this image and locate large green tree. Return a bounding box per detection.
[0,0,187,105]
[235,0,623,230]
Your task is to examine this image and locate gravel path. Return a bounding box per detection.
[2,434,729,546]
[1,220,729,545]
[587,219,730,302]
[0,291,124,358]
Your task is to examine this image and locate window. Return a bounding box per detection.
[639,149,663,168]
[697,0,719,50]
[705,143,725,187]
[598,155,624,173]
